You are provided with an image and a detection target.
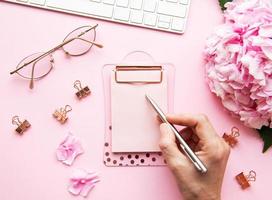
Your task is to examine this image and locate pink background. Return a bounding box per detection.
[0,0,271,199]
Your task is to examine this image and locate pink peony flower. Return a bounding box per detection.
[204,0,272,129]
[56,133,84,166]
[68,169,100,198]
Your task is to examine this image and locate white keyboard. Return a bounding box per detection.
[4,0,191,34]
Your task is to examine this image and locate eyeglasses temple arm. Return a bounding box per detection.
[29,63,36,89]
[76,38,103,48]
[10,24,99,74]
[77,24,98,37]
[9,38,75,75]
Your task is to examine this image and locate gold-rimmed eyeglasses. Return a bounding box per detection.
[10,24,103,89]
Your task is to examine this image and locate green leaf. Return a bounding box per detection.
[219,0,233,10]
[258,126,272,153]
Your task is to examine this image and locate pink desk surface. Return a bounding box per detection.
[0,1,271,200]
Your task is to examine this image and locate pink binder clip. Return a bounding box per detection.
[222,126,240,147]
[236,170,256,189]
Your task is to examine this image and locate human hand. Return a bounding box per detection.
[159,114,230,200]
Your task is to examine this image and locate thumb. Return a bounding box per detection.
[159,123,187,167]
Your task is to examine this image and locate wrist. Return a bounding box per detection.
[183,194,220,200]
[182,187,221,200]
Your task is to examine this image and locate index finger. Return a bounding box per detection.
[166,113,218,141]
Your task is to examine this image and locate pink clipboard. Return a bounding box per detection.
[102,51,175,167]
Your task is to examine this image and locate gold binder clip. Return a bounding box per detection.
[74,80,91,99]
[236,170,256,189]
[12,115,31,134]
[53,105,72,124]
[222,126,240,147]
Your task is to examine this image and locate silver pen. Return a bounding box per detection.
[145,94,208,173]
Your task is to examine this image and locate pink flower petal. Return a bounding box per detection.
[68,184,82,196]
[262,46,272,60]
[259,24,272,37]
[56,133,84,166]
[68,169,100,198]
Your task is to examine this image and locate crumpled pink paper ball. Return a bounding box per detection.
[68,169,100,198]
[204,0,272,129]
[56,133,84,166]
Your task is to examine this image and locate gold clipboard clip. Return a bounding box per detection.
[115,66,163,83]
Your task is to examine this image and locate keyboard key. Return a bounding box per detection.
[179,0,189,4]
[47,0,114,18]
[158,15,171,29]
[130,10,143,24]
[159,15,171,23]
[144,13,157,26]
[130,0,143,10]
[143,0,157,12]
[171,17,185,31]
[157,1,187,18]
[116,0,129,7]
[103,0,115,5]
[158,21,170,29]
[29,0,45,5]
[113,6,130,21]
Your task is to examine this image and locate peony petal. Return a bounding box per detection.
[222,97,241,112]
[259,24,272,37]
[262,46,272,60]
[234,91,251,105]
[240,110,270,129]
[241,54,266,83]
[264,63,272,73]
